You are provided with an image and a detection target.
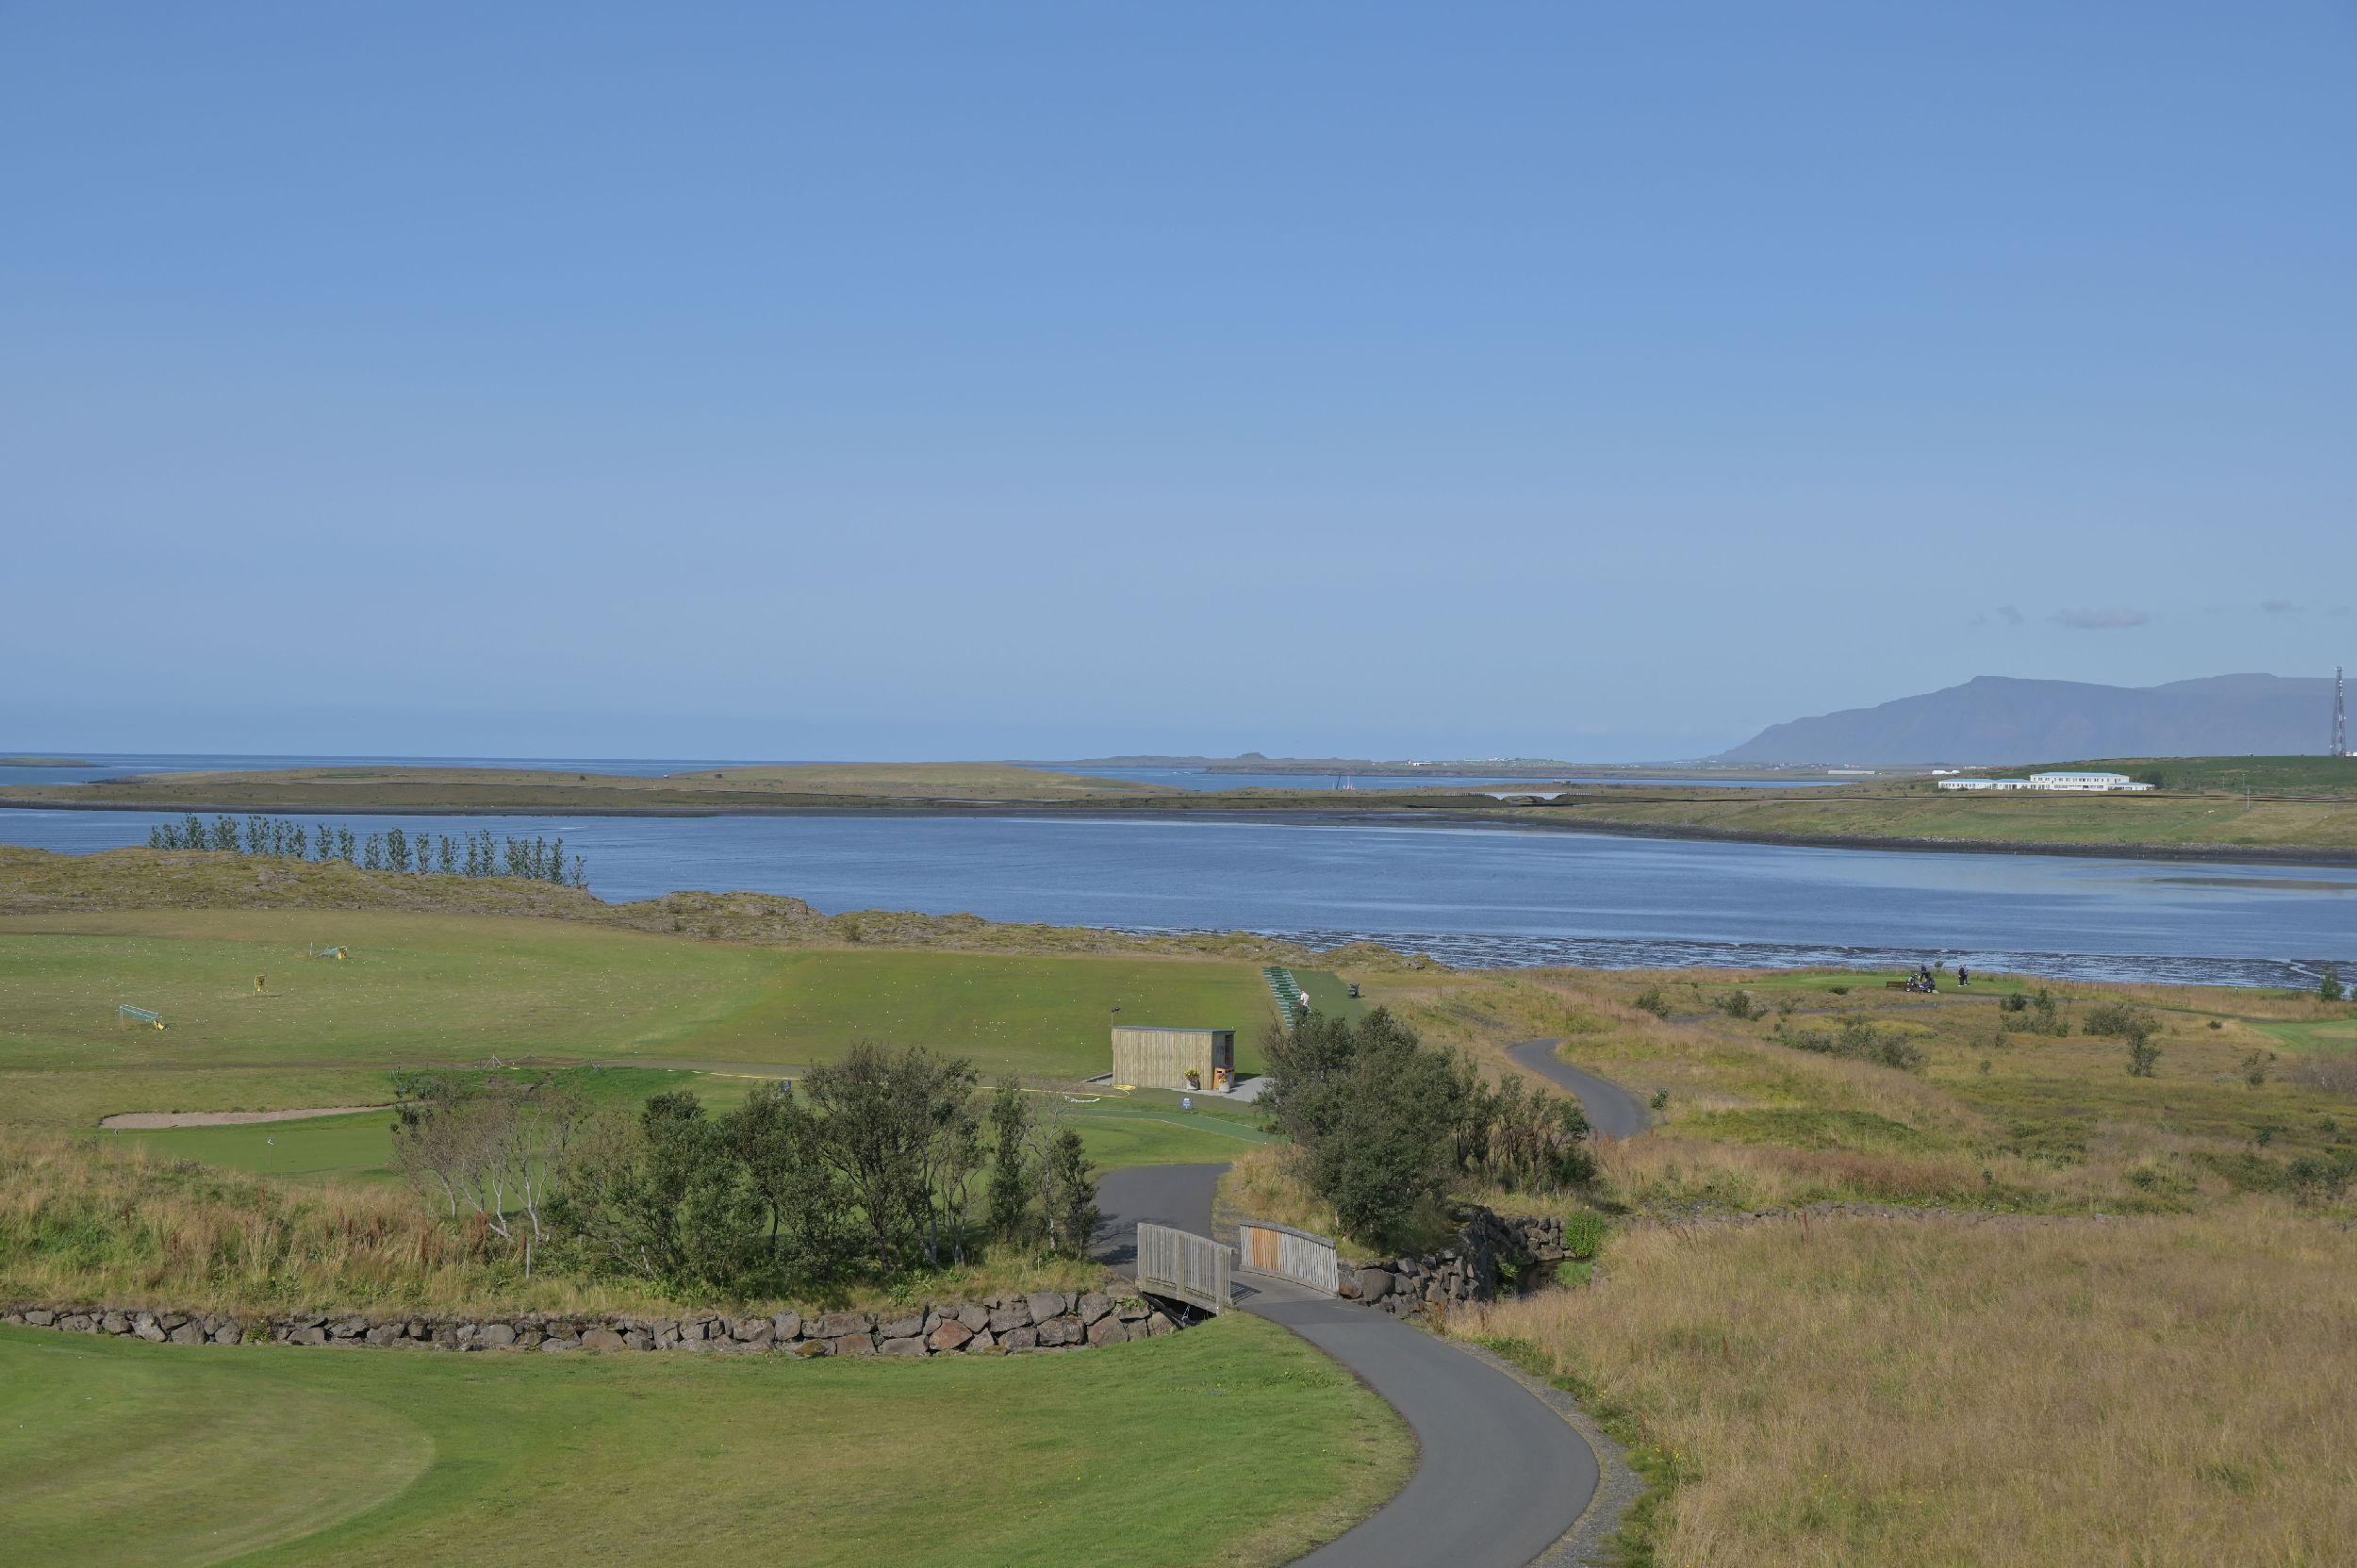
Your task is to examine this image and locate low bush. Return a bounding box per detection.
[1784,1015,1924,1073]
[2000,987,2070,1037]
[1560,1210,1607,1262]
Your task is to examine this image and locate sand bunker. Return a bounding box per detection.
[98,1105,393,1130]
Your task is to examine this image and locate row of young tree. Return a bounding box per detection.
[389,1045,1097,1296]
[1261,1008,1593,1246]
[149,814,585,886]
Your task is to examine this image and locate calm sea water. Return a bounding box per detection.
[4,806,2349,988]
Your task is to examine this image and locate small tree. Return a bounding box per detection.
[1036,1129,1098,1259]
[985,1076,1038,1245]
[390,1072,585,1277]
[2321,966,2346,1003]
[802,1044,980,1273]
[1263,1009,1472,1247]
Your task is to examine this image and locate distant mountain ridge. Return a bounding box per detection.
[1720,674,2341,766]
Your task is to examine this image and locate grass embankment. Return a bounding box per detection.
[0,1311,1409,1568]
[0,842,1370,965]
[0,760,1177,811]
[1458,1212,2357,1568]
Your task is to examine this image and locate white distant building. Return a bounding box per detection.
[1938,770,2151,794]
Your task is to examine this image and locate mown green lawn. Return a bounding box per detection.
[0,1316,1408,1568]
[0,911,1288,1129]
[102,1082,1280,1180]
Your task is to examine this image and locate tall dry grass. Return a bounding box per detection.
[0,1131,1100,1316]
[1457,1208,2357,1567]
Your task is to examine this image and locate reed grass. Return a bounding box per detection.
[1455,1206,2357,1567]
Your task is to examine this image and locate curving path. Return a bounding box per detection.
[1096,1164,1597,1567]
[1506,1039,1648,1138]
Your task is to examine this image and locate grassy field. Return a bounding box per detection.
[1523,784,2357,853]
[0,1312,1409,1568]
[1458,1210,2357,1568]
[1363,962,2357,1215]
[0,761,1175,812]
[0,909,1293,1130]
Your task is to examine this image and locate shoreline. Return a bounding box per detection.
[4,795,2355,869]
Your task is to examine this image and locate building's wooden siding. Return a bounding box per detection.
[1110,1026,1233,1091]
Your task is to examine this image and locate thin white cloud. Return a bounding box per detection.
[2052,607,2151,631]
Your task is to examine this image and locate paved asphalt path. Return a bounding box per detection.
[1505,1039,1649,1138]
[1096,1163,1596,1568]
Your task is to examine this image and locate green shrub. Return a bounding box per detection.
[1632,987,1673,1020]
[1560,1210,1607,1262]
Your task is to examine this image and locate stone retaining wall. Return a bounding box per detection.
[1336,1210,1569,1316]
[2,1289,1180,1358]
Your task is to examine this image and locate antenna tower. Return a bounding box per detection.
[2336,665,2349,758]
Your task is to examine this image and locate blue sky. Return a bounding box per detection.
[4,3,2351,761]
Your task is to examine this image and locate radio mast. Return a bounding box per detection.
[2337,665,2349,757]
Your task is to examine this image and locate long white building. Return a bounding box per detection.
[1938,770,2152,793]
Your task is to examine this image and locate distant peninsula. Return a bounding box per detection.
[3,757,2352,862]
[0,756,93,767]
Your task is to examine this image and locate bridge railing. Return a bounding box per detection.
[1235,1219,1339,1295]
[1136,1223,1230,1315]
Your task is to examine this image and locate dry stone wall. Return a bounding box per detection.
[1337,1210,1570,1316]
[2,1290,1179,1358]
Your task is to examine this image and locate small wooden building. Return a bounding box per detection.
[1111,1025,1235,1092]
